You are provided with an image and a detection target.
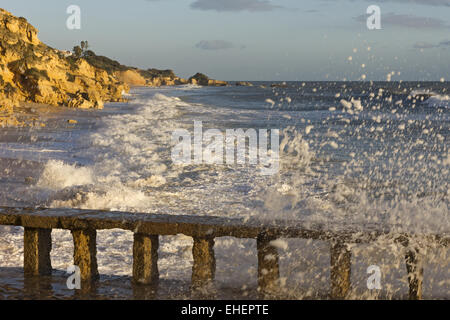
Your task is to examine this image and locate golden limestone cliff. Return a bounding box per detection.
[0,8,129,127]
[114,69,189,87]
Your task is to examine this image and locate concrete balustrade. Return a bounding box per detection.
[0,207,448,299]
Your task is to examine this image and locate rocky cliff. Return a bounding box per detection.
[116,68,188,87]
[0,8,128,126]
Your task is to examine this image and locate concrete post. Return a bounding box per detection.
[192,236,216,288]
[330,241,351,299]
[24,228,52,276]
[71,229,99,282]
[257,234,280,294]
[133,234,159,285]
[405,248,423,300]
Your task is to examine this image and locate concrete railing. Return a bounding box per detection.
[0,207,448,299]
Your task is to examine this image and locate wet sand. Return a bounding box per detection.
[11,102,68,127]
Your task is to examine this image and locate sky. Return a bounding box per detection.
[2,0,450,81]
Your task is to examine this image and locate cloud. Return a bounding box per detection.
[195,40,238,50]
[355,12,449,28]
[190,0,282,12]
[413,39,450,49]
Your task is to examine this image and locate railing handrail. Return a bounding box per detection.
[1,207,448,245]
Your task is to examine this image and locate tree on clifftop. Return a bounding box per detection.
[73,45,82,59]
[73,41,90,59]
[81,41,89,53]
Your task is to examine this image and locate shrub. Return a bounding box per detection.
[83,51,130,74]
[140,68,176,79]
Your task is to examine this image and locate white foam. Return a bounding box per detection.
[426,94,450,108]
[33,92,196,211]
[37,160,93,190]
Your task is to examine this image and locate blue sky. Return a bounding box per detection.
[2,0,450,81]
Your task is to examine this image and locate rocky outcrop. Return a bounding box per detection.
[207,79,228,87]
[270,82,289,88]
[188,73,228,87]
[115,70,147,86]
[115,69,189,87]
[0,96,20,127]
[235,81,253,87]
[0,8,129,126]
[135,68,188,86]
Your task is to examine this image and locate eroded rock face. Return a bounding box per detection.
[236,81,253,87]
[0,97,20,127]
[115,69,189,87]
[116,70,147,86]
[188,73,228,87]
[0,8,129,126]
[125,68,189,87]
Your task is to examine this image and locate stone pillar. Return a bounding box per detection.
[133,234,159,285]
[71,229,99,282]
[192,236,216,288]
[405,248,423,300]
[330,241,351,299]
[257,234,280,294]
[24,228,52,276]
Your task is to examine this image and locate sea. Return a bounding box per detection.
[0,81,448,299]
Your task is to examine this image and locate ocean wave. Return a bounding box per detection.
[34,92,193,211]
[425,94,450,108]
[37,160,93,190]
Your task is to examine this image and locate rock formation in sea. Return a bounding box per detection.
[188,73,228,87]
[235,81,253,87]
